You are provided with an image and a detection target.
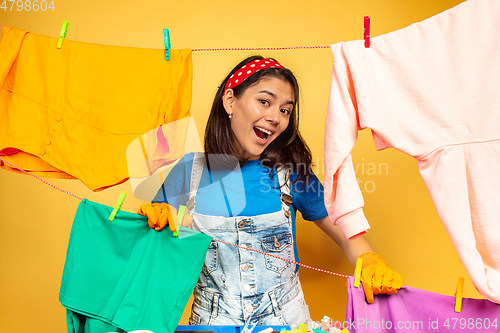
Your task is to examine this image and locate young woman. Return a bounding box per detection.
[138,56,402,326]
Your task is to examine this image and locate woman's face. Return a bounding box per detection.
[223,77,294,160]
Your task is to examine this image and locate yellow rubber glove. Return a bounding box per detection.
[137,203,177,231]
[359,252,403,304]
[181,214,193,228]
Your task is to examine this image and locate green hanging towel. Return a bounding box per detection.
[59,199,212,333]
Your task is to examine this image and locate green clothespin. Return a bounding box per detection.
[163,28,170,60]
[173,204,186,237]
[109,192,127,221]
[177,205,186,227]
[56,20,70,49]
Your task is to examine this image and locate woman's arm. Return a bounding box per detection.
[314,215,373,266]
[314,215,403,303]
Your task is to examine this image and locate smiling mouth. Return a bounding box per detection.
[253,126,273,141]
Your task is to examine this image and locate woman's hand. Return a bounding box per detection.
[358,252,403,303]
[138,203,194,231]
[314,216,403,303]
[137,203,177,231]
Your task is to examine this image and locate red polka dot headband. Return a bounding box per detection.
[224,58,285,92]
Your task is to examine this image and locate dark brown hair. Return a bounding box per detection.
[204,55,312,186]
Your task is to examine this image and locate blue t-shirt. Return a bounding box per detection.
[152,153,328,221]
[152,153,328,268]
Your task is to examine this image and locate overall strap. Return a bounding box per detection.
[277,167,292,218]
[187,152,205,216]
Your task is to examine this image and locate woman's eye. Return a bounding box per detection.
[281,109,291,115]
[259,99,270,106]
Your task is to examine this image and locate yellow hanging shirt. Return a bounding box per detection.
[0,26,192,191]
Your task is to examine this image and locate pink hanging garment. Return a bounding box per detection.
[324,0,500,302]
[345,277,500,333]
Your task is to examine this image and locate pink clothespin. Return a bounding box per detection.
[364,16,370,48]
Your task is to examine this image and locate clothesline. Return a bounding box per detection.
[0,24,329,51]
[192,45,330,51]
[0,156,83,200]
[0,156,350,279]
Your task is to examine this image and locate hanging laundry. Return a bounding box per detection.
[345,276,500,333]
[59,199,212,333]
[0,26,192,191]
[324,0,500,303]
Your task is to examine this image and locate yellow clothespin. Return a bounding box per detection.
[109,192,127,221]
[163,28,170,61]
[354,257,363,288]
[56,20,70,49]
[454,277,464,312]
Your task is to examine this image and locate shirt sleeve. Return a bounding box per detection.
[290,171,328,222]
[324,42,371,239]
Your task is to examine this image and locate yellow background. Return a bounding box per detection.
[0,0,479,331]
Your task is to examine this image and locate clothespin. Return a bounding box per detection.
[177,205,186,228]
[109,192,127,221]
[163,28,171,61]
[364,16,370,48]
[454,277,464,312]
[56,20,70,49]
[173,204,186,237]
[354,257,363,287]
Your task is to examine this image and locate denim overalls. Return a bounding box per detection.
[187,153,311,326]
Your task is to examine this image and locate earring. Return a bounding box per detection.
[228,113,233,119]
